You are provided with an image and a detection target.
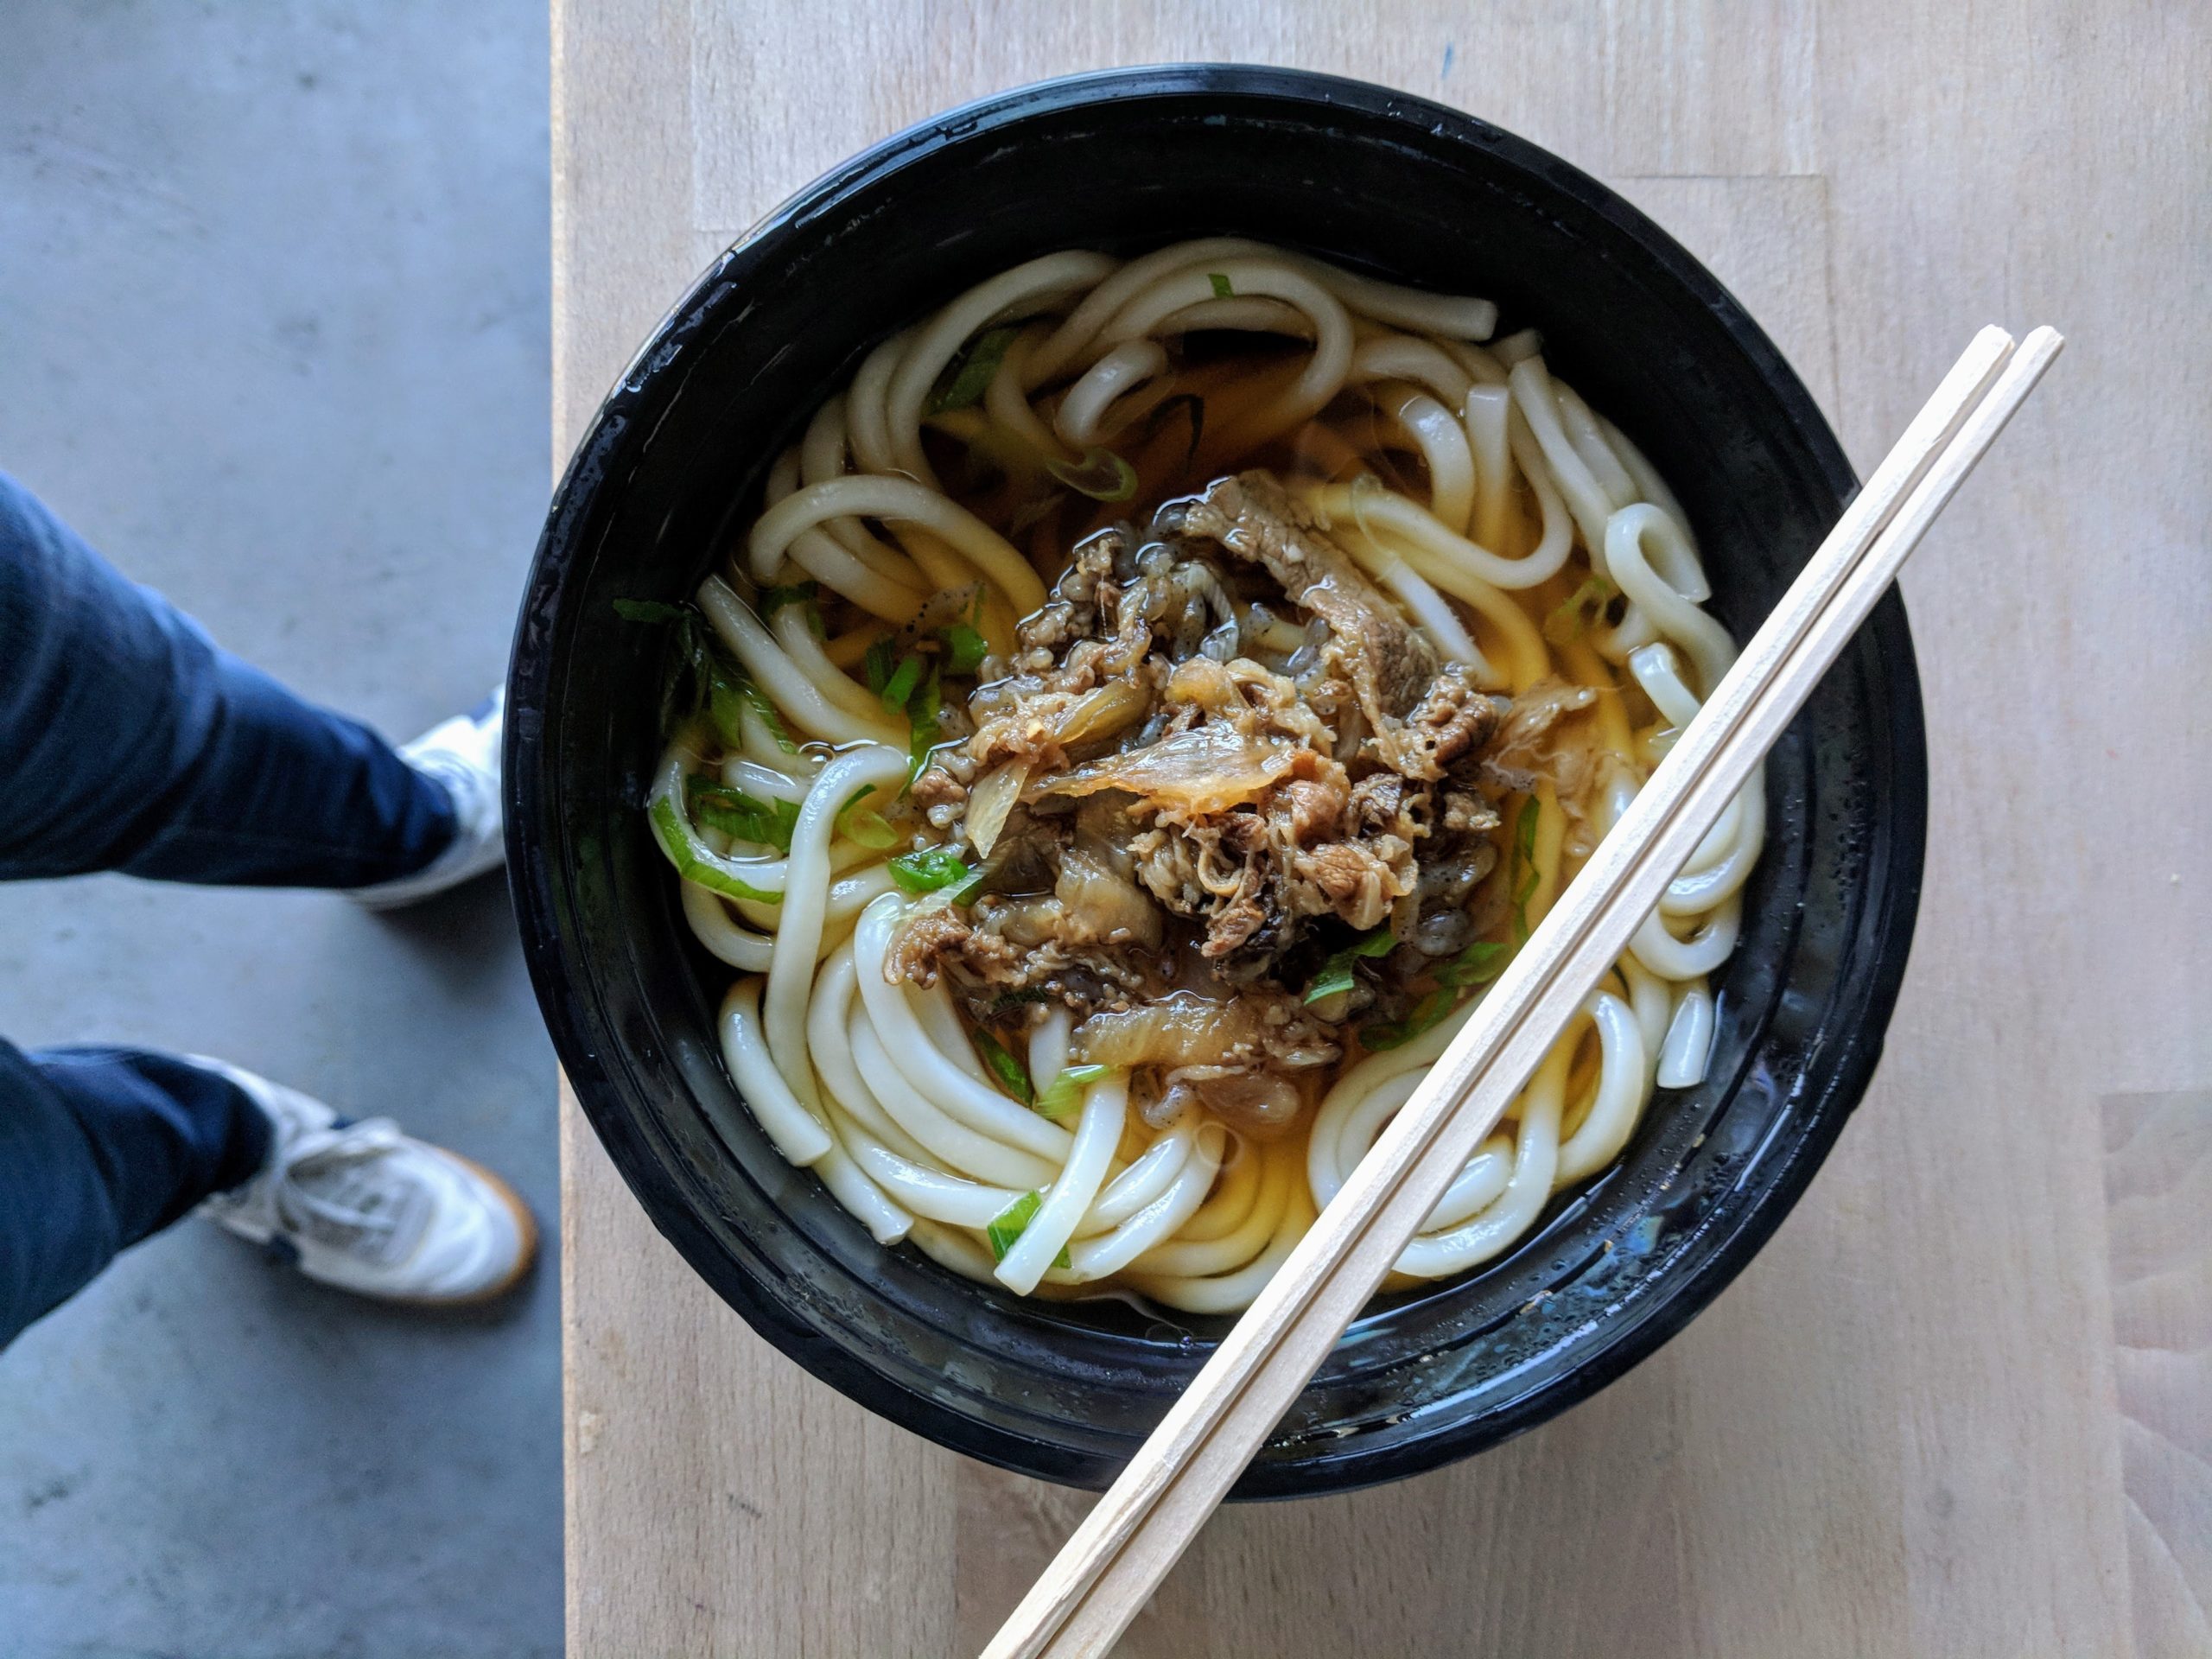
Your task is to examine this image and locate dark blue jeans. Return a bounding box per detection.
[0,474,460,1345]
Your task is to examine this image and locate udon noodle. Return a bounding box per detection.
[636,238,1758,1313]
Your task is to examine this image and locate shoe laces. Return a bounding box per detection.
[268,1119,433,1267]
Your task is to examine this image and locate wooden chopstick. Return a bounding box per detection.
[983,323,2064,1659]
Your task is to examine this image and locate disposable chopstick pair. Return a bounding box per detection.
[983,322,2064,1659]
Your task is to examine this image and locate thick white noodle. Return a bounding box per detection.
[798,395,934,585]
[761,745,907,1114]
[1306,476,1572,591]
[1150,296,1315,340]
[1464,385,1513,551]
[884,250,1117,485]
[715,978,830,1165]
[1373,382,1477,534]
[983,325,1070,460]
[650,242,1758,1313]
[1657,978,1717,1089]
[697,575,899,747]
[1098,257,1353,435]
[1057,340,1168,448]
[682,880,776,970]
[997,1075,1127,1294]
[747,476,1047,615]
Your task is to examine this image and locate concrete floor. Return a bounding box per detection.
[0,4,560,1655]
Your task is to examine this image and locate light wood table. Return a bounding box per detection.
[553,6,2209,1653]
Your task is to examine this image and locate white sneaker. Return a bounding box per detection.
[351,686,507,909]
[194,1059,537,1306]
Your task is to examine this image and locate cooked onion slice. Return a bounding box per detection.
[963,760,1030,858]
[1043,726,1298,817]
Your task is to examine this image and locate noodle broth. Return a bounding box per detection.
[638,240,1758,1314]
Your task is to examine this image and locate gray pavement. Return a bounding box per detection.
[0,3,561,1653]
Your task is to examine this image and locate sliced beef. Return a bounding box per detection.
[886,465,1599,1140]
[1160,471,1438,730]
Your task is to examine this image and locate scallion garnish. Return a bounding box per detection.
[1207,271,1234,299]
[1034,1064,1111,1122]
[905,663,943,784]
[647,791,782,905]
[939,621,988,676]
[877,651,924,714]
[686,776,800,852]
[984,1189,1071,1268]
[1046,447,1138,503]
[702,652,750,747]
[738,675,798,753]
[612,598,688,623]
[1542,575,1618,645]
[758,580,819,620]
[887,847,976,894]
[985,1190,1041,1261]
[612,598,720,737]
[1359,987,1458,1052]
[1436,938,1510,988]
[1303,927,1396,1005]
[927,323,1021,416]
[835,784,898,851]
[862,635,897,696]
[1511,798,1541,944]
[972,1030,1033,1107]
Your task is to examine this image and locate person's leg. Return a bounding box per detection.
[0,475,525,1343]
[0,470,461,887]
[0,1039,535,1350]
[0,1042,270,1347]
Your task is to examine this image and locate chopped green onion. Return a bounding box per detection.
[836,784,898,851]
[1511,798,1541,944]
[686,776,799,852]
[906,663,943,783]
[703,652,749,747]
[613,597,699,734]
[927,323,1021,416]
[939,621,988,676]
[648,791,782,905]
[1034,1064,1111,1122]
[614,599,717,736]
[736,674,798,753]
[1207,271,1234,300]
[878,652,924,714]
[613,598,688,623]
[1542,575,1618,645]
[1304,927,1396,1005]
[985,1189,1069,1268]
[887,847,976,894]
[1046,447,1138,503]
[1436,939,1510,988]
[986,1190,1041,1261]
[972,1029,1033,1106]
[1360,988,1459,1052]
[862,635,897,696]
[758,580,819,621]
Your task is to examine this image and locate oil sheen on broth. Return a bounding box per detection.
[639,240,1759,1312]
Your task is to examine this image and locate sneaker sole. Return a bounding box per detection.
[374,1152,541,1308]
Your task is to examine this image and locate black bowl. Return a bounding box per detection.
[507,66,1925,1497]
